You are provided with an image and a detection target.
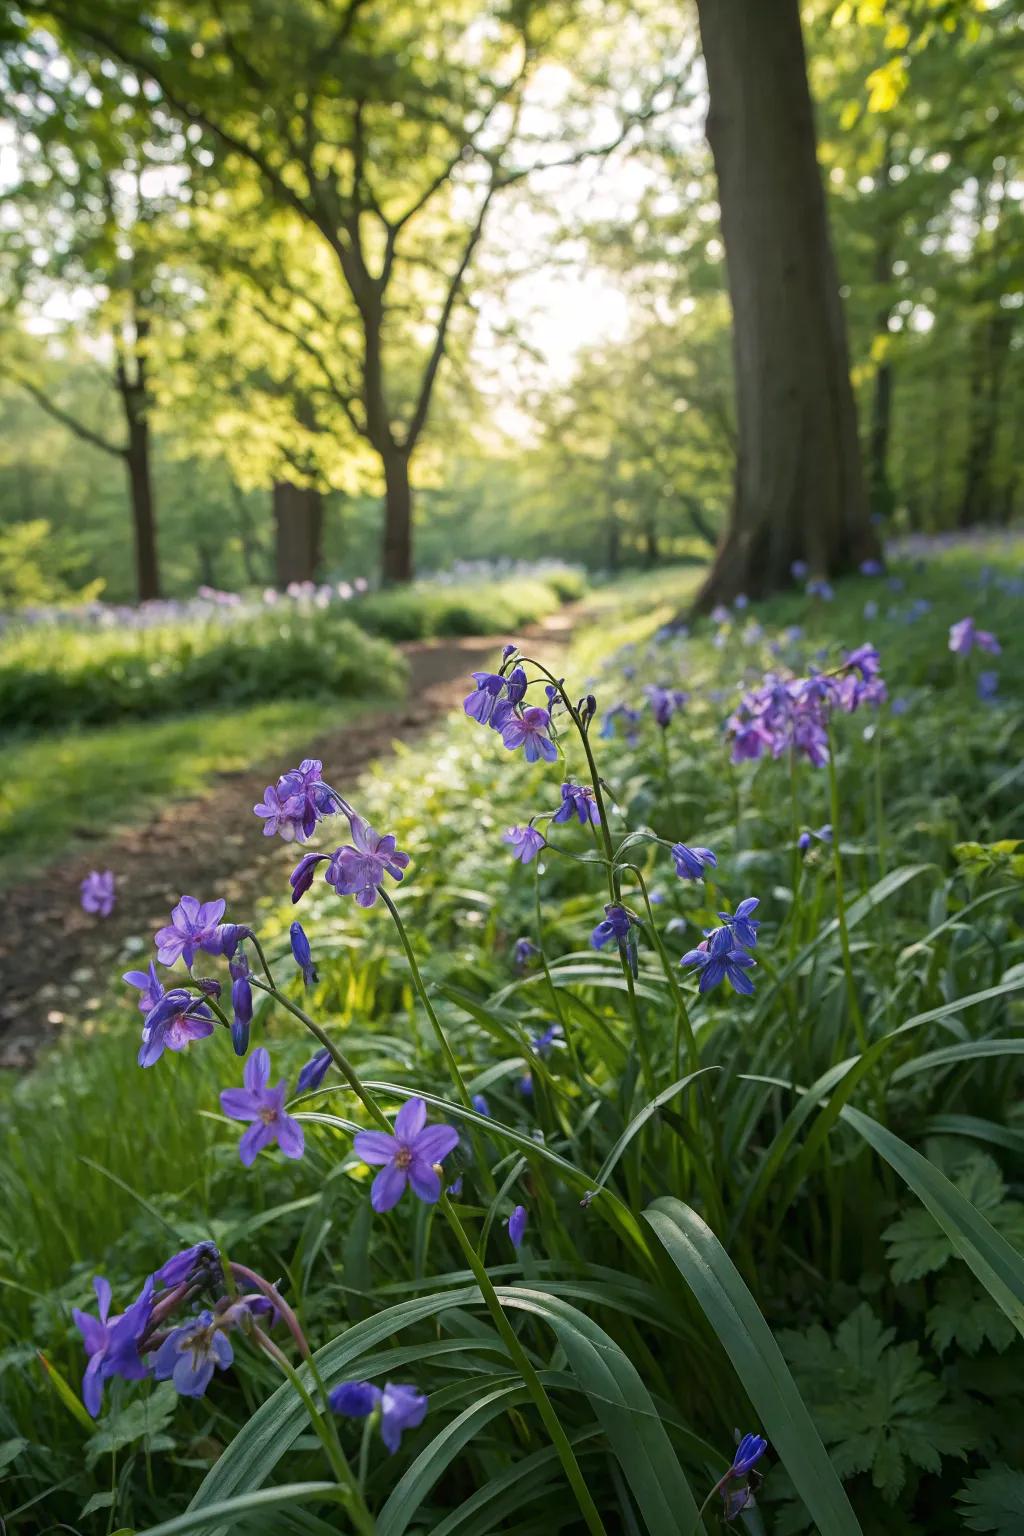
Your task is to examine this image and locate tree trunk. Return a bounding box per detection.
[273,481,324,586]
[692,0,878,610]
[959,309,1012,527]
[125,412,160,602]
[380,449,414,584]
[644,517,659,565]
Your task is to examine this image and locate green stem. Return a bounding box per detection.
[826,735,867,1054]
[439,1194,608,1536]
[247,932,276,988]
[379,887,474,1112]
[533,861,582,1083]
[252,979,390,1130]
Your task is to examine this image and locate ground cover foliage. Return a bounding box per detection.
[1,543,1023,1534]
[0,565,583,735]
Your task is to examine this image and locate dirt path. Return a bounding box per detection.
[0,616,574,1067]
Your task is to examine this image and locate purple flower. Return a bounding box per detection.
[843,644,881,681]
[671,843,717,881]
[797,830,811,853]
[123,960,164,1014]
[326,816,411,908]
[154,1242,219,1289]
[297,1047,332,1094]
[154,896,227,969]
[531,1023,563,1056]
[80,870,115,917]
[711,604,731,626]
[718,897,760,949]
[731,1432,768,1476]
[507,1204,527,1249]
[513,936,539,969]
[253,759,332,842]
[949,617,1000,656]
[501,705,557,763]
[220,1047,305,1166]
[290,921,318,986]
[790,560,809,580]
[73,1275,154,1417]
[138,990,215,1068]
[552,782,600,827]
[859,559,883,577]
[289,851,328,903]
[591,904,639,978]
[681,927,756,996]
[506,665,528,705]
[231,975,253,1056]
[154,1310,235,1397]
[328,1380,428,1454]
[978,670,999,701]
[806,577,834,601]
[352,1098,459,1212]
[471,1093,490,1116]
[464,671,506,725]
[504,825,545,864]
[646,685,686,728]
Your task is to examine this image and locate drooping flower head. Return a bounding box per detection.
[219,1047,305,1166]
[501,705,557,764]
[513,936,539,970]
[717,897,760,949]
[591,904,640,978]
[231,975,253,1056]
[503,825,545,864]
[471,1092,490,1116]
[289,851,329,904]
[463,671,507,725]
[297,1047,332,1094]
[73,1275,154,1417]
[81,870,115,917]
[328,1379,428,1454]
[326,815,411,908]
[154,1242,220,1290]
[671,843,717,881]
[352,1098,459,1212]
[949,617,1000,656]
[552,782,601,827]
[290,921,318,987]
[154,896,228,970]
[253,759,333,842]
[681,926,756,996]
[138,989,215,1068]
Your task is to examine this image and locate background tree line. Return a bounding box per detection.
[0,0,1020,606]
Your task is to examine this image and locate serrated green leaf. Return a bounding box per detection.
[957,1464,1024,1533]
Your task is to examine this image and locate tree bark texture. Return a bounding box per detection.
[381,449,414,584]
[692,0,879,609]
[273,481,324,586]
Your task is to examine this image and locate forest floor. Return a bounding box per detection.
[0,615,574,1066]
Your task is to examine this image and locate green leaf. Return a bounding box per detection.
[0,1437,27,1474]
[138,1483,343,1536]
[843,1109,1024,1341]
[643,1198,862,1536]
[87,1381,178,1468]
[883,1152,1024,1283]
[957,1465,1024,1533]
[81,1491,118,1517]
[926,1273,1017,1356]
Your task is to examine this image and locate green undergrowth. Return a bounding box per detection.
[1,542,1023,1534]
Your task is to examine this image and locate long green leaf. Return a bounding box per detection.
[140,1483,343,1536]
[644,1199,862,1536]
[594,1069,715,1188]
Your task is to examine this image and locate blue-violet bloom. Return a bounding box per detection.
[154,1310,233,1397]
[81,870,115,917]
[508,1204,527,1249]
[501,705,557,763]
[138,989,215,1068]
[326,816,411,908]
[154,896,227,969]
[353,1098,459,1212]
[552,782,600,826]
[290,921,318,986]
[504,825,545,863]
[297,1047,332,1094]
[73,1275,154,1417]
[220,1047,305,1165]
[328,1380,428,1454]
[671,843,717,881]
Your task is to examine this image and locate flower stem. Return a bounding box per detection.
[251,979,390,1131]
[826,737,867,1054]
[378,888,474,1112]
[439,1193,608,1536]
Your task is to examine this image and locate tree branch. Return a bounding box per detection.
[9,369,126,457]
[245,298,368,440]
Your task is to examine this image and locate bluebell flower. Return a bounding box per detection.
[646,685,687,728]
[123,960,164,1015]
[328,1380,428,1454]
[73,1275,154,1417]
[471,1093,490,1116]
[790,560,809,580]
[154,1309,234,1397]
[797,831,811,853]
[326,816,410,908]
[671,843,717,881]
[552,782,600,827]
[731,1432,768,1475]
[506,665,528,705]
[711,604,731,625]
[297,1047,332,1094]
[254,759,332,842]
[978,670,999,701]
[446,1175,464,1197]
[80,870,115,917]
[507,1204,528,1249]
[501,705,557,763]
[531,1023,563,1056]
[806,577,834,601]
[950,617,1000,656]
[154,896,227,969]
[138,989,215,1068]
[290,921,318,986]
[230,975,253,1056]
[513,936,539,969]
[591,904,639,978]
[463,671,506,725]
[353,1098,459,1212]
[681,927,756,996]
[154,1242,219,1289]
[717,897,760,948]
[289,851,328,903]
[220,1048,305,1165]
[859,559,883,577]
[504,825,545,863]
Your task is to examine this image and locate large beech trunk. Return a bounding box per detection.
[692,0,879,609]
[273,481,324,586]
[381,449,414,584]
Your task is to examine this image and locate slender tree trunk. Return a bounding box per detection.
[123,401,160,602]
[273,481,324,586]
[644,516,659,565]
[692,0,878,610]
[381,449,414,584]
[959,309,1013,527]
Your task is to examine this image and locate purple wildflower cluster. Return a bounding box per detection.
[949,616,1000,657]
[80,869,115,917]
[329,1379,428,1454]
[72,1241,272,1415]
[464,651,559,763]
[682,898,760,995]
[727,644,887,767]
